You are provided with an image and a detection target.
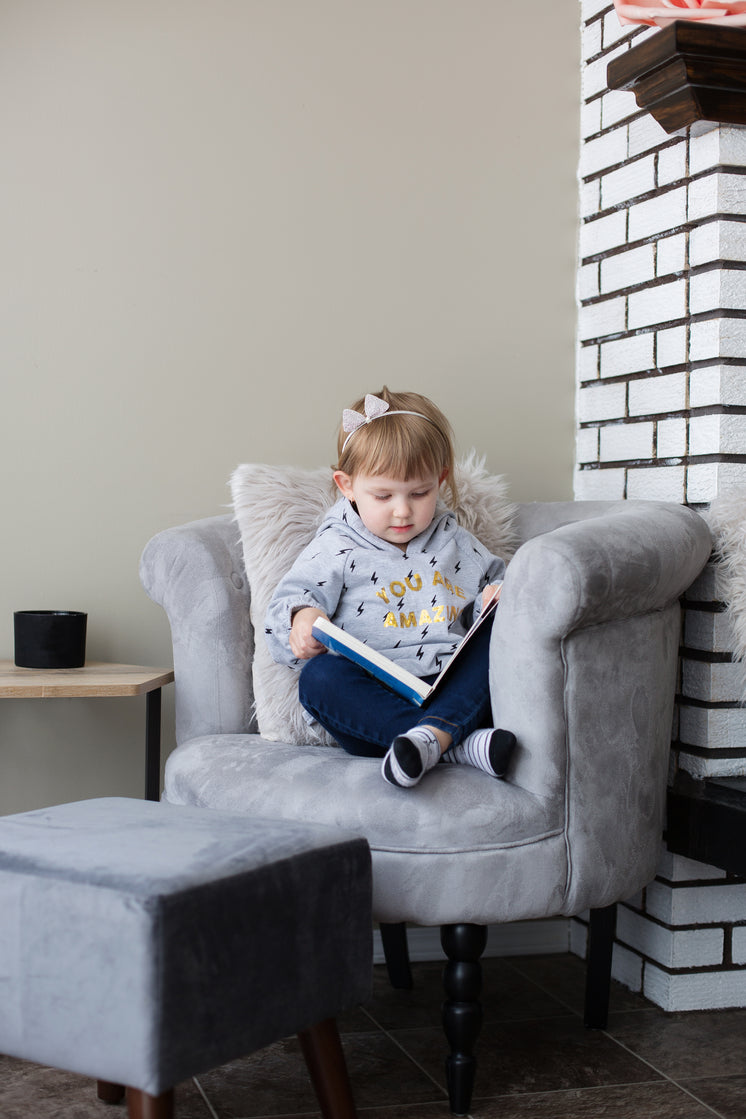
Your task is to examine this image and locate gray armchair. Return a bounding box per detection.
[140,498,711,1116]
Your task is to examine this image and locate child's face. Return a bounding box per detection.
[333,470,445,550]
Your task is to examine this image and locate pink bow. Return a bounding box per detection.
[342,394,390,435]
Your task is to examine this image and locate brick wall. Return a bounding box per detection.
[576,0,746,1009]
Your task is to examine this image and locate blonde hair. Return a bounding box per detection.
[335,386,458,506]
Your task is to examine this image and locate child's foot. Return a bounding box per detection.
[382,727,442,788]
[441,729,516,778]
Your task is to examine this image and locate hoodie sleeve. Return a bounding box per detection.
[264,530,348,667]
[448,529,507,635]
[469,527,507,596]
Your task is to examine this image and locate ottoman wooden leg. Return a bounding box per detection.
[126,1086,175,1119]
[97,1080,125,1103]
[298,1017,357,1119]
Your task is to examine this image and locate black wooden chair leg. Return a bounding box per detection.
[584,903,617,1029]
[441,923,487,1117]
[379,921,413,989]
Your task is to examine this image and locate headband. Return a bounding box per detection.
[341,394,435,453]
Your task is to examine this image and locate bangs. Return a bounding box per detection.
[343,414,446,478]
[367,421,446,482]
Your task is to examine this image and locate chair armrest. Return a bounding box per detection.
[502,500,712,637]
[490,502,712,907]
[139,515,256,743]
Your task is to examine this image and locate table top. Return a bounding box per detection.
[0,661,175,698]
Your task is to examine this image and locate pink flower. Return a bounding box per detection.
[613,0,746,26]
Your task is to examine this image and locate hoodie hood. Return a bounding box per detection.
[316,496,453,556]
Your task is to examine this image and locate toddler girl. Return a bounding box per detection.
[265,387,515,788]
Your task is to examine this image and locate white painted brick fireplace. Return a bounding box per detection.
[576,0,746,1010]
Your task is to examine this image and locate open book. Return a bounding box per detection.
[311,591,499,707]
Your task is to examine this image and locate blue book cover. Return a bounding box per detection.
[311,593,498,708]
[312,617,430,705]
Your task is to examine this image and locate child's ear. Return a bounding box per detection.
[333,471,355,500]
[438,468,449,487]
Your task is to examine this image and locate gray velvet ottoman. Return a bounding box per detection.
[0,797,372,1119]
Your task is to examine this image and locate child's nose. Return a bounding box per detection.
[393,497,412,518]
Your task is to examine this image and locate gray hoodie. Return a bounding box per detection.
[265,497,505,677]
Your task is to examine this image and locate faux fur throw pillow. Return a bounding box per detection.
[230,452,518,746]
[707,490,746,694]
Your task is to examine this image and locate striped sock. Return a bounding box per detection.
[382,727,442,788]
[441,728,516,778]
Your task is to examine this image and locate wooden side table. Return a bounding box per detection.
[0,661,175,801]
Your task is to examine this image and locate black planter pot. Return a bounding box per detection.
[14,611,87,669]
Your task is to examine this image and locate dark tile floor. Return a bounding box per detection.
[3,952,746,1118]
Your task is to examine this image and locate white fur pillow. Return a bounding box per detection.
[707,490,746,695]
[230,454,518,746]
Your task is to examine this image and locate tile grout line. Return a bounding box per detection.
[357,1004,452,1102]
[470,1077,672,1110]
[597,1033,730,1119]
[501,959,588,1020]
[673,1084,731,1119]
[190,962,732,1119]
[192,1075,221,1119]
[672,1075,744,1119]
[466,961,731,1117]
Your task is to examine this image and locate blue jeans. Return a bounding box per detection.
[298,618,494,758]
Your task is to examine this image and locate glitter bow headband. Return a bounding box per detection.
[341,394,433,453]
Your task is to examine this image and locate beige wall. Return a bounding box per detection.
[0,1,580,813]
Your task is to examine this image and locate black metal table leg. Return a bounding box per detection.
[145,688,162,801]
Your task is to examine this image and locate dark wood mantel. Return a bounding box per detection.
[607,21,746,134]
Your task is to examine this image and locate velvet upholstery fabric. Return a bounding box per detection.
[0,798,372,1095]
[139,498,713,928]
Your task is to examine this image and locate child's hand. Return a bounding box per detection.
[290,607,329,660]
[482,584,502,609]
